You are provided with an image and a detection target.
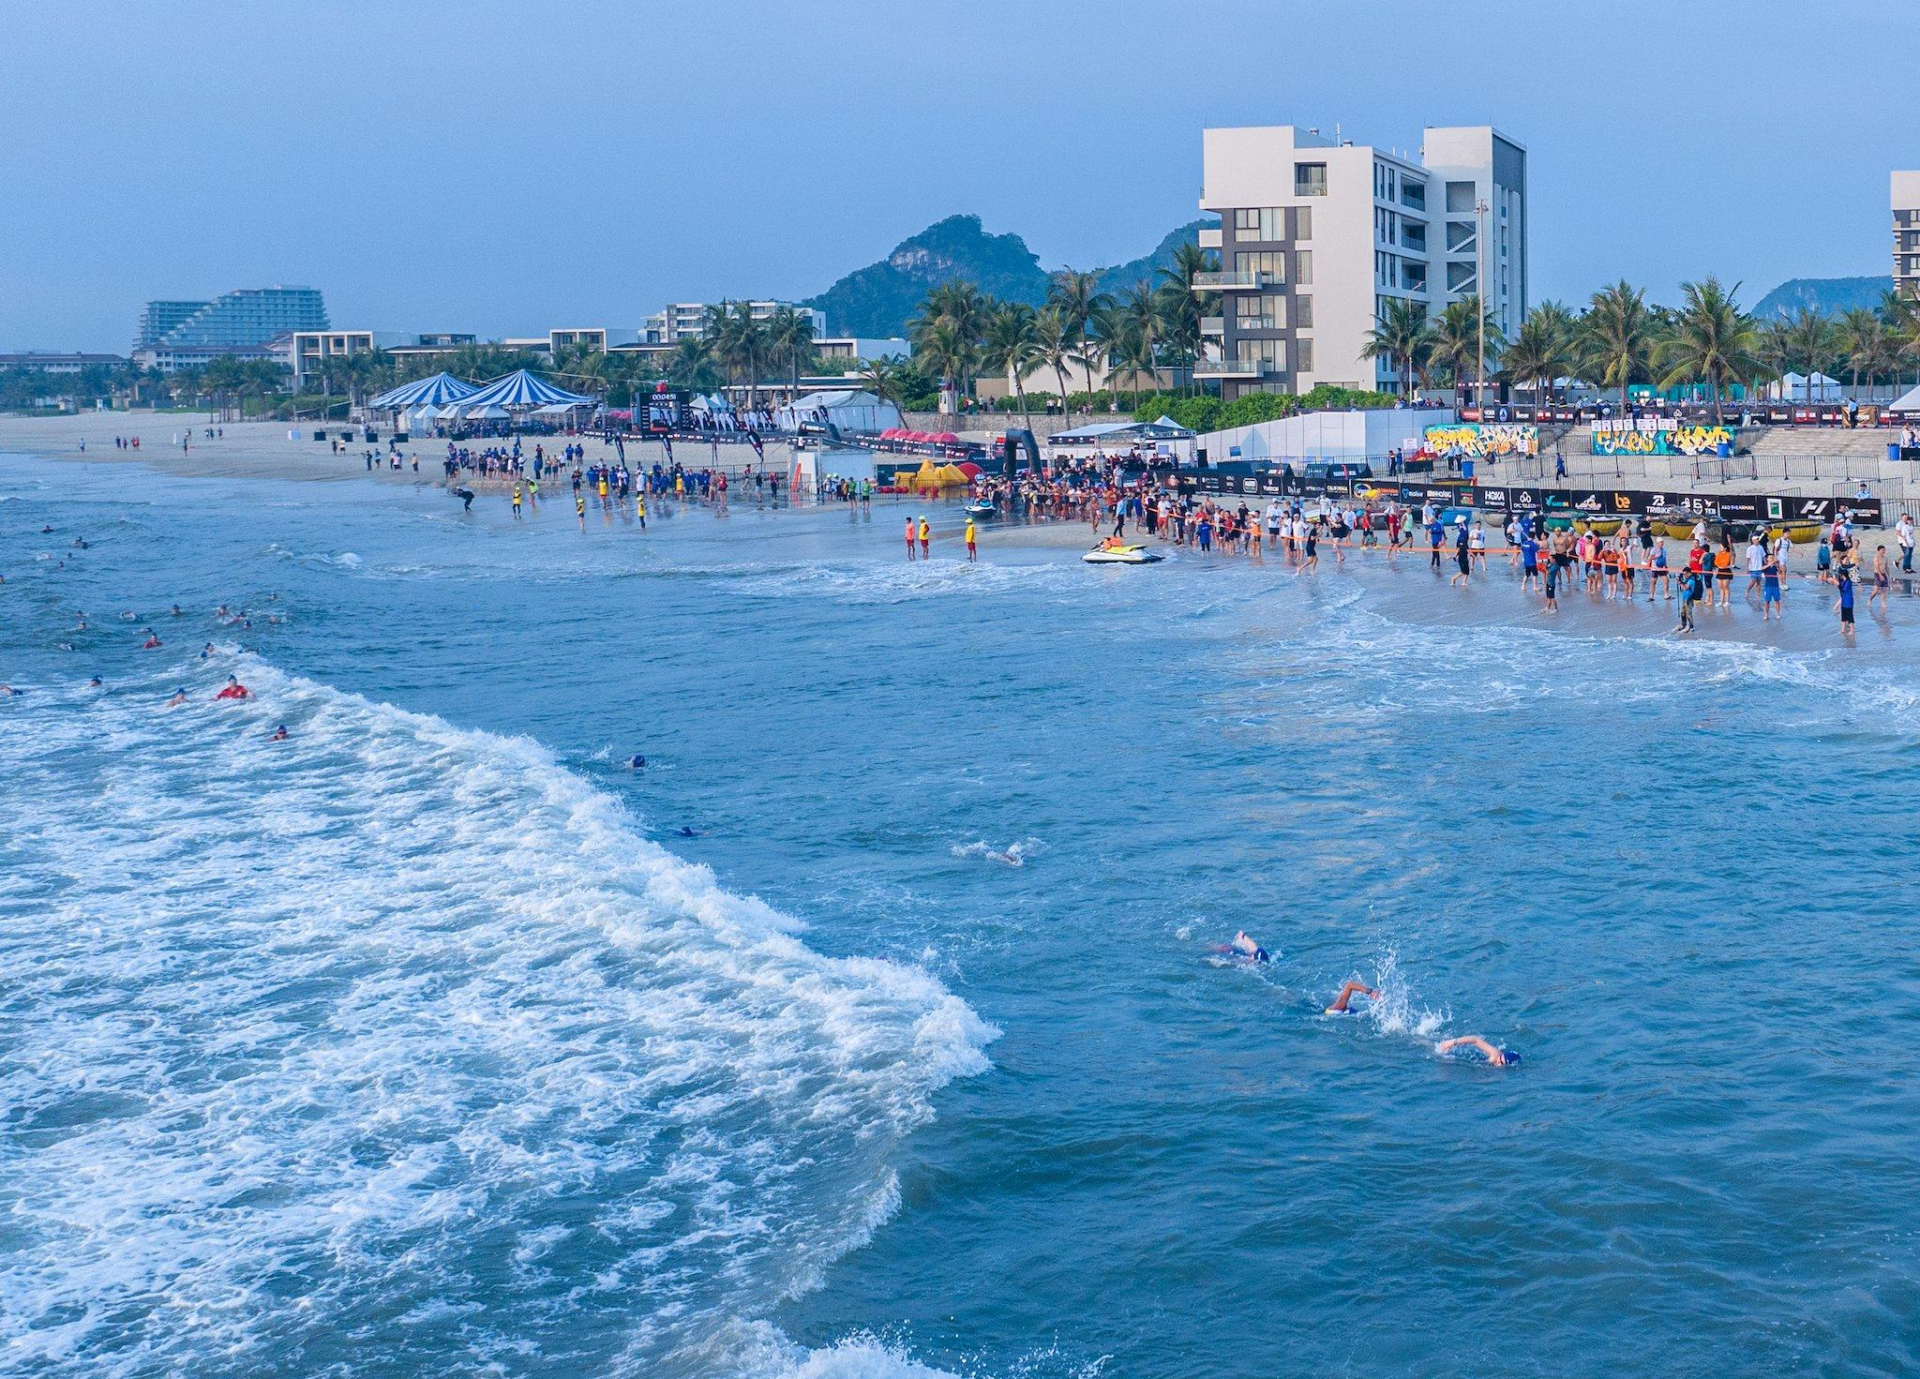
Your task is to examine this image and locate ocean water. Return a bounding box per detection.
[3,455,1918,1379]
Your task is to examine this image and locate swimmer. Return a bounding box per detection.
[141,632,163,649]
[119,610,136,621]
[627,754,647,770]
[215,674,252,700]
[72,538,88,549]
[1324,980,1380,1015]
[170,603,183,616]
[1210,930,1271,964]
[0,684,18,696]
[164,687,188,707]
[41,525,53,534]
[268,724,289,741]
[215,605,229,619]
[675,826,700,837]
[1435,1035,1520,1067]
[56,641,73,652]
[200,642,215,658]
[86,675,103,688]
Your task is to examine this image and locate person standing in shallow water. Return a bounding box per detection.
[918,517,931,560]
[905,517,917,561]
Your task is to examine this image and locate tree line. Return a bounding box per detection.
[1366,278,1920,419]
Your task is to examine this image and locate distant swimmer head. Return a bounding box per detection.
[676,826,698,837]
[87,675,102,687]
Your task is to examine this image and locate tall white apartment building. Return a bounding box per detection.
[1195,124,1526,398]
[1895,171,1920,301]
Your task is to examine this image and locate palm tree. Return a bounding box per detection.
[1031,306,1079,417]
[1361,297,1433,401]
[767,305,818,398]
[980,302,1041,430]
[1430,297,1501,397]
[667,336,723,392]
[1153,241,1218,394]
[1656,276,1758,421]
[913,318,974,417]
[1496,301,1575,403]
[855,354,911,424]
[1779,307,1837,401]
[1578,281,1658,413]
[1047,269,1109,409]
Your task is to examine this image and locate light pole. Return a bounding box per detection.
[1475,197,1489,415]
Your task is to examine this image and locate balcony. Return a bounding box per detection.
[1192,270,1281,292]
[1198,227,1222,250]
[1200,316,1223,336]
[1195,358,1282,379]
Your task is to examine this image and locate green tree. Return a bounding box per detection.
[1152,241,1218,394]
[855,353,912,423]
[666,336,724,392]
[767,305,818,396]
[1361,298,1433,401]
[1578,281,1659,412]
[1779,307,1837,399]
[980,302,1040,430]
[1430,296,1502,396]
[1656,276,1758,420]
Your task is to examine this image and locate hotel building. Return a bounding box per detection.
[1896,171,1920,301]
[133,286,329,371]
[642,300,827,345]
[1195,124,1526,398]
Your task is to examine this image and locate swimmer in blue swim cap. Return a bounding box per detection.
[1210,930,1269,964]
[1436,1035,1519,1068]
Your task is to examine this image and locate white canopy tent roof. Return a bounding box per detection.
[1886,383,1920,412]
[774,388,903,436]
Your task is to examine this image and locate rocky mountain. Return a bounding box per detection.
[804,213,1217,339]
[1751,275,1890,319]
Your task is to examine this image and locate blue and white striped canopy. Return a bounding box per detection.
[459,369,594,411]
[367,371,480,411]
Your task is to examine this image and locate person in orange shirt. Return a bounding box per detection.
[905,516,917,560]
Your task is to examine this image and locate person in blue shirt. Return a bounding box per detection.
[1428,517,1445,570]
[1835,567,1856,635]
[1761,549,1783,621]
[1520,533,1541,592]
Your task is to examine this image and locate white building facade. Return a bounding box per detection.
[1895,171,1920,302]
[1196,124,1526,399]
[643,301,827,345]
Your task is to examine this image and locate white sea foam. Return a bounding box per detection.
[950,838,1043,868]
[0,655,998,1378]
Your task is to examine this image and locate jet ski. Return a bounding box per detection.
[962,499,995,518]
[1082,541,1163,565]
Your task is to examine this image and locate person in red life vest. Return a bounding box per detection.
[141,631,162,649]
[215,674,251,700]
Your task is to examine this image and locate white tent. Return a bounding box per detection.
[1768,371,1847,402]
[1886,383,1920,413]
[466,404,510,420]
[774,388,903,436]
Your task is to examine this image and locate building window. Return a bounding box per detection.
[1295,295,1313,329]
[1295,162,1328,197]
[1401,221,1426,252]
[1233,207,1285,241]
[1401,262,1428,292]
[1234,337,1285,371]
[1292,206,1312,241]
[1295,338,1314,373]
[1233,251,1286,285]
[1447,220,1477,252]
[1448,262,1478,294]
[1234,294,1286,329]
[1402,180,1426,211]
[1293,249,1313,286]
[1446,180,1476,213]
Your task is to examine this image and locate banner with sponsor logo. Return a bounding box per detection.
[1423,423,1539,458]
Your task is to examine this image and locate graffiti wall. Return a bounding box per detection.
[1591,420,1734,456]
[1422,423,1539,458]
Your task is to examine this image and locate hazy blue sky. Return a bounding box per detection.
[1,0,1911,351]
